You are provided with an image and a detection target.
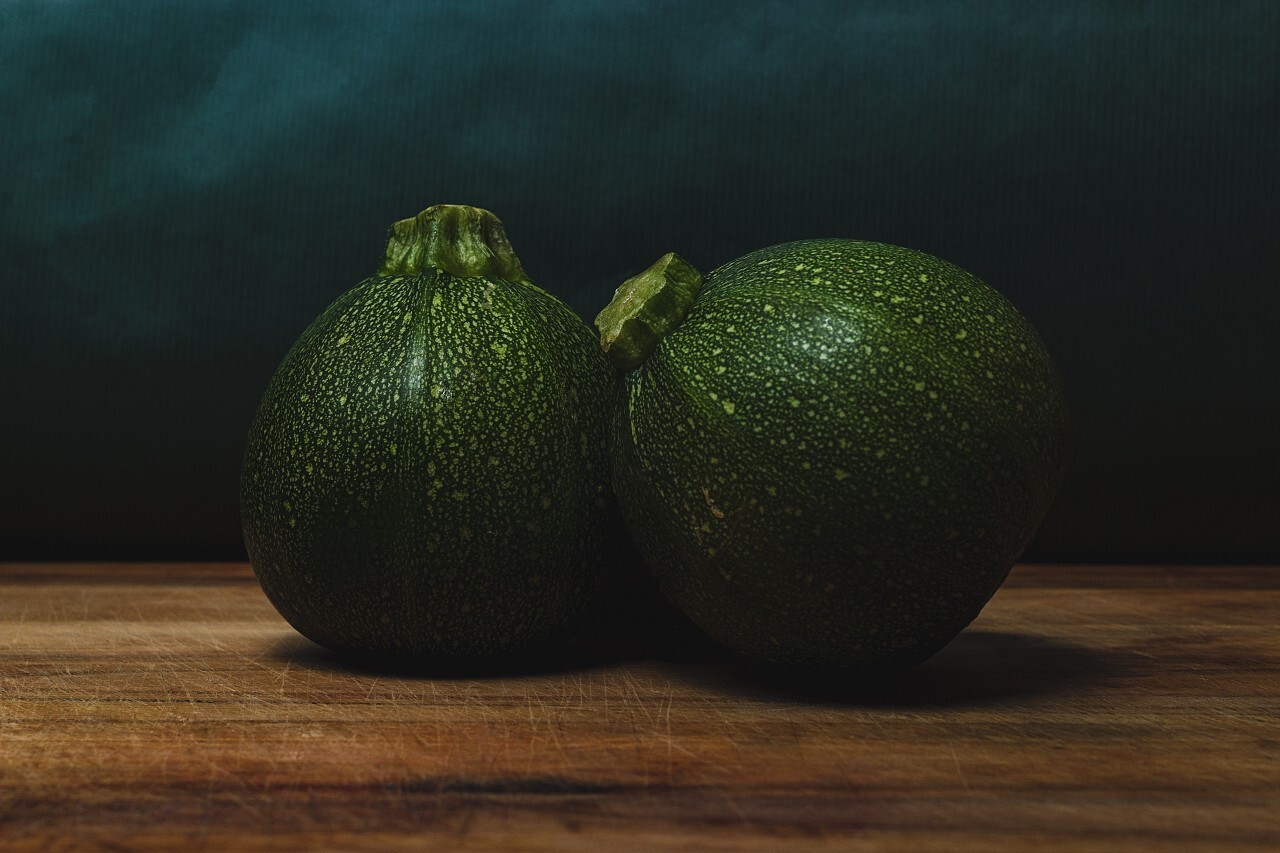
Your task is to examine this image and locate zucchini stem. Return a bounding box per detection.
[379,204,526,281]
[594,253,703,372]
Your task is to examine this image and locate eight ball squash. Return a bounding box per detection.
[596,240,1067,672]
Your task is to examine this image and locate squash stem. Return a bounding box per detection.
[594,253,703,372]
[378,204,526,281]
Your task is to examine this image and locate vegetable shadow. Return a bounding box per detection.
[266,632,634,680]
[263,532,695,679]
[657,628,1131,708]
[261,598,712,680]
[262,603,1127,705]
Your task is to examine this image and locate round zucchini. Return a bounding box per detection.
[596,239,1067,672]
[242,205,616,659]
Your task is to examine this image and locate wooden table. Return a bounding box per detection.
[1,563,1276,850]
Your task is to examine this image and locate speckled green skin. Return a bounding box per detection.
[241,270,615,659]
[612,239,1067,671]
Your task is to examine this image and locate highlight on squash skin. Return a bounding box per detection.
[600,238,1068,672]
[378,204,527,282]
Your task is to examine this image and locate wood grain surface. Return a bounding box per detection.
[1,563,1277,851]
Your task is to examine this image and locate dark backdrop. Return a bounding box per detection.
[2,1,1276,562]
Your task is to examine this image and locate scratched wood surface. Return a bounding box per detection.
[1,563,1277,851]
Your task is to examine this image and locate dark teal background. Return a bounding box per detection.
[2,1,1276,561]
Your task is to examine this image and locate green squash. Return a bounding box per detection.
[596,240,1067,672]
[241,204,616,659]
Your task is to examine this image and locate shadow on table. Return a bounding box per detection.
[265,632,634,680]
[262,600,721,680]
[266,616,1121,708]
[662,629,1130,708]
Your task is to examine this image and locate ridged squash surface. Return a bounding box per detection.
[242,221,614,658]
